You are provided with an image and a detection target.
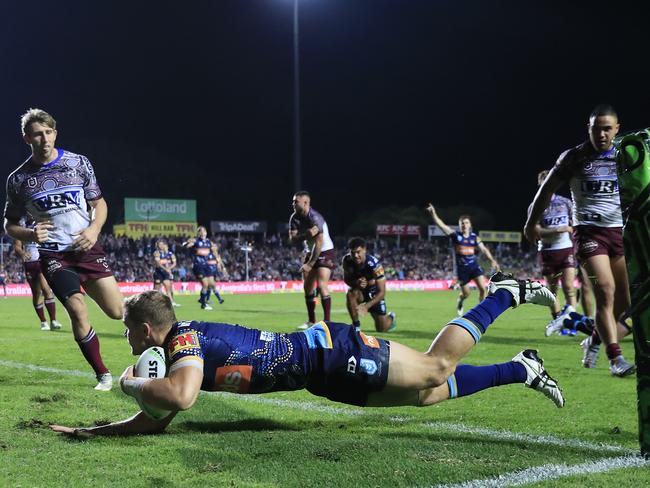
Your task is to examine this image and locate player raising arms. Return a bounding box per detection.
[183,226,226,310]
[342,237,396,332]
[525,104,634,376]
[152,239,180,307]
[51,273,563,437]
[3,108,123,391]
[14,232,62,331]
[426,204,499,316]
[528,170,578,336]
[289,191,336,329]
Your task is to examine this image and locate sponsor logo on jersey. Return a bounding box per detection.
[214,365,252,393]
[168,331,200,358]
[360,358,378,375]
[580,180,618,194]
[347,356,357,373]
[359,332,380,349]
[260,331,276,342]
[32,190,82,211]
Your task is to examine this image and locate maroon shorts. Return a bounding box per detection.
[574,226,624,260]
[304,249,337,271]
[40,243,114,283]
[24,261,43,285]
[540,247,576,277]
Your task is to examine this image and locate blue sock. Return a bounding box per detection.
[446,362,526,399]
[200,290,209,305]
[447,289,513,343]
[213,289,222,301]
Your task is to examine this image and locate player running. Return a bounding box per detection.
[426,204,499,316]
[525,104,634,376]
[342,237,396,332]
[528,170,578,336]
[183,226,226,310]
[14,235,62,331]
[289,191,336,329]
[4,108,124,390]
[152,239,180,307]
[51,272,564,437]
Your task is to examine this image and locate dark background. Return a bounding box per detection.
[2,0,649,234]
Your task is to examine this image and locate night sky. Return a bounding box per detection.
[2,0,650,235]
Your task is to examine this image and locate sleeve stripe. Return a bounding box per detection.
[169,356,204,373]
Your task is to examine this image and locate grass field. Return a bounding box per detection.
[0,290,647,487]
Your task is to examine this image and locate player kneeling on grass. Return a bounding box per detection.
[51,272,565,437]
[343,237,396,332]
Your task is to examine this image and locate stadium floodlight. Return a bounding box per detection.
[292,0,301,192]
[240,243,253,281]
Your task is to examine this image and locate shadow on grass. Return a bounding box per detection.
[178,417,299,433]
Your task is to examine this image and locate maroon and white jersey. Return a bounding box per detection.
[17,217,40,262]
[4,149,102,252]
[553,141,622,227]
[289,207,334,253]
[530,194,573,251]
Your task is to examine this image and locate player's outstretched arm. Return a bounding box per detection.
[478,242,499,270]
[425,204,453,235]
[50,410,177,437]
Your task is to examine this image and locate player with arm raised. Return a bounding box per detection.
[289,191,336,329]
[3,108,123,390]
[51,273,564,437]
[343,237,396,332]
[183,226,224,310]
[524,104,634,376]
[426,204,499,316]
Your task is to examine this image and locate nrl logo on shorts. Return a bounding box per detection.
[47,261,62,273]
[580,240,598,253]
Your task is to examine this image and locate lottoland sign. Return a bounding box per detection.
[125,198,197,222]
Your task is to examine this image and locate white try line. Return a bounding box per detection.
[427,455,649,488]
[1,358,637,458]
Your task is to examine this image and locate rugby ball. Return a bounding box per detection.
[134,346,171,420]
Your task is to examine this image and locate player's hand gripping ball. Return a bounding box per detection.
[133,346,171,419]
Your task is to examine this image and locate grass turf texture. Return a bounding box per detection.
[0,291,645,487]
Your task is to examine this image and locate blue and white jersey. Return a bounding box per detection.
[191,238,213,267]
[534,194,573,251]
[4,149,102,252]
[164,320,311,394]
[449,231,480,268]
[154,250,174,271]
[342,253,385,294]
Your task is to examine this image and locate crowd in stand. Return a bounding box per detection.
[1,233,539,283]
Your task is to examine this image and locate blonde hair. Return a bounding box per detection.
[124,291,177,330]
[21,108,56,135]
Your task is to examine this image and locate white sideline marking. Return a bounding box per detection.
[0,359,94,378]
[2,359,636,458]
[428,455,649,488]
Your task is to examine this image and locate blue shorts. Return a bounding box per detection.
[153,268,173,283]
[193,264,217,279]
[363,288,387,316]
[301,322,390,406]
[457,263,484,285]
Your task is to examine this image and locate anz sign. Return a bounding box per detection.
[33,190,82,211]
